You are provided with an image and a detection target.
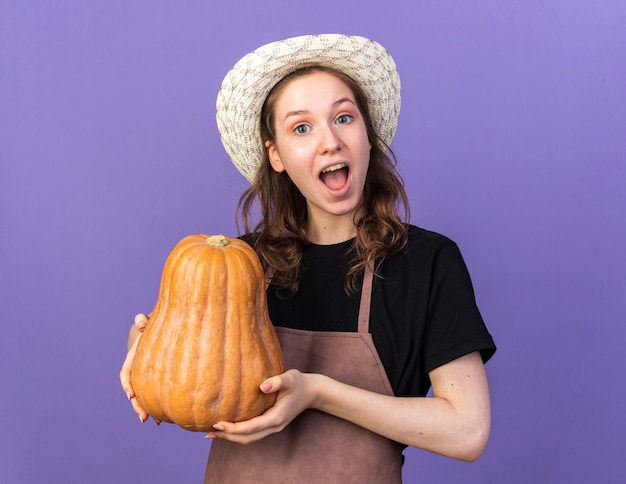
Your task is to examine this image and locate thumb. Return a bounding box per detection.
[259,375,282,394]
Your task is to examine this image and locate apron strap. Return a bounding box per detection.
[357,263,374,334]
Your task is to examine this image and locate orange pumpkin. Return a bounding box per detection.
[131,234,284,432]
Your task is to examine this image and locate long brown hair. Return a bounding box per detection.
[237,65,410,297]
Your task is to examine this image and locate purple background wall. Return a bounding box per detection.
[1,1,624,482]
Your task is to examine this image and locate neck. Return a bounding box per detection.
[306,213,357,245]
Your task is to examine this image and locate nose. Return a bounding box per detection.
[318,125,342,154]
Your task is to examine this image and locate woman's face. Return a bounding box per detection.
[265,70,371,231]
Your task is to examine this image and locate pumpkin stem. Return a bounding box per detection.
[206,235,230,247]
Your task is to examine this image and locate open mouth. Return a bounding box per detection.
[319,163,349,190]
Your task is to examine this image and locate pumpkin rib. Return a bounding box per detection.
[240,246,273,418]
[157,242,198,424]
[227,247,252,421]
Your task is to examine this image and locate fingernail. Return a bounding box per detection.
[139,415,145,424]
[205,433,215,440]
[125,391,131,400]
[213,424,225,431]
[260,382,271,392]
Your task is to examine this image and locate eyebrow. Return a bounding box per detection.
[283,97,357,121]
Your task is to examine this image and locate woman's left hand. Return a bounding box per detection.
[206,369,319,445]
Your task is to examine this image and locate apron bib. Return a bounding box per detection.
[205,267,404,483]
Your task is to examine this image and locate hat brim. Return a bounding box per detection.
[216,34,401,183]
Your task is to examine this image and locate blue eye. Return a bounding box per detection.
[336,114,353,125]
[295,124,309,134]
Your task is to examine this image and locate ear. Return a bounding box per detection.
[265,141,285,173]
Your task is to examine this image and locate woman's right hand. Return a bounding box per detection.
[120,313,150,423]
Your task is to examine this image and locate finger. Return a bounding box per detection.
[206,425,277,445]
[212,409,281,436]
[120,320,150,423]
[134,313,149,332]
[120,336,140,394]
[120,335,144,421]
[130,396,149,423]
[259,373,286,394]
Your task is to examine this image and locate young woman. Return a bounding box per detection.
[121,34,496,483]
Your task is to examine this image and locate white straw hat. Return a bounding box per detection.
[216,34,401,183]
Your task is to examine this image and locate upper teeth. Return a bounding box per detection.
[322,163,347,174]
